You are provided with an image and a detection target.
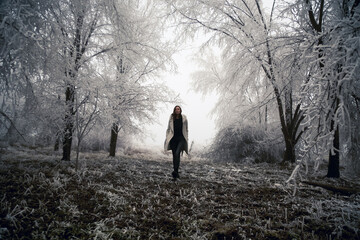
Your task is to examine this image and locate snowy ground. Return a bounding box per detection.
[0,146,359,239]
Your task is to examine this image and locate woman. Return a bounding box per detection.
[164,105,189,180]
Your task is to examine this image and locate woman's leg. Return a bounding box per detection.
[172,139,185,177]
[171,148,177,178]
[170,139,178,178]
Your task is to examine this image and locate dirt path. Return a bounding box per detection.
[0,147,359,239]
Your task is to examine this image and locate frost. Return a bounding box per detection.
[0,146,359,239]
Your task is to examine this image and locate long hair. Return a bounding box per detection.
[172,105,182,118]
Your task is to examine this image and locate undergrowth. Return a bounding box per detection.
[0,146,359,239]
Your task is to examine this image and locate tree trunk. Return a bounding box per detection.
[62,85,75,161]
[272,86,298,163]
[61,12,86,161]
[62,123,73,161]
[264,105,268,131]
[326,62,341,177]
[54,130,61,151]
[284,137,296,163]
[75,139,81,171]
[54,136,60,151]
[282,104,304,163]
[261,35,303,163]
[302,180,358,195]
[283,86,295,162]
[109,123,119,157]
[54,95,61,151]
[327,124,340,178]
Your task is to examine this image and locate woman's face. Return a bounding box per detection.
[175,106,181,115]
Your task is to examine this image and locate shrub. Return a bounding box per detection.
[207,124,283,163]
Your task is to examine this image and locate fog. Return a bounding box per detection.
[143,45,218,150]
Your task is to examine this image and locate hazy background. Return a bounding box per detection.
[143,43,219,151]
[142,1,275,151]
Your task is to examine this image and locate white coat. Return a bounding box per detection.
[164,114,189,154]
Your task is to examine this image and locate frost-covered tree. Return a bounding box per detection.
[0,0,49,144]
[1,0,176,162]
[284,0,360,177]
[73,73,101,170]
[99,1,176,157]
[105,52,174,157]
[192,49,273,130]
[0,0,109,158]
[167,0,306,162]
[43,0,111,161]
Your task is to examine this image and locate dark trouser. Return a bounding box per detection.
[170,138,185,174]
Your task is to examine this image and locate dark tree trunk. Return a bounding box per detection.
[62,85,75,161]
[109,123,119,157]
[283,86,295,162]
[54,135,60,151]
[264,105,268,131]
[281,104,304,163]
[325,79,341,178]
[327,124,340,178]
[60,13,87,161]
[326,62,342,177]
[260,29,304,163]
[284,137,296,163]
[54,95,61,151]
[302,180,358,195]
[267,75,302,163]
[62,123,73,161]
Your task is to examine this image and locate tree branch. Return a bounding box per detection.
[305,0,321,32]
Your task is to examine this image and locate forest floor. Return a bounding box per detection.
[0,146,360,240]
